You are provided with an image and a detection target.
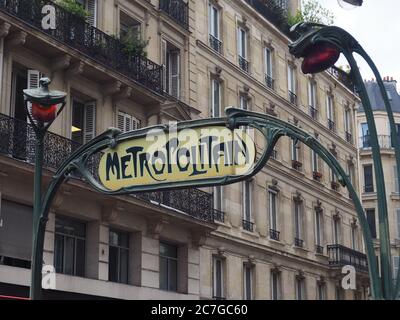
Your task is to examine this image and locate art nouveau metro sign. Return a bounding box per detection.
[98,125,256,192]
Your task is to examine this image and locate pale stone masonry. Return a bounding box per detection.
[0,0,368,299]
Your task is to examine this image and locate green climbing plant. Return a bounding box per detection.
[113,30,149,58]
[55,0,90,21]
[288,0,335,26]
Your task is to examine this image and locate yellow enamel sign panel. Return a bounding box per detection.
[98,126,256,191]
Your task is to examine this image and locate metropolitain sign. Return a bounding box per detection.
[98,126,256,192]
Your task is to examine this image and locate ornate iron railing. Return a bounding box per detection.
[0,113,216,223]
[345,131,353,144]
[0,0,163,94]
[294,237,304,248]
[327,244,368,272]
[309,106,318,119]
[238,56,249,73]
[160,0,189,30]
[209,34,222,54]
[316,245,324,255]
[265,75,274,90]
[242,219,254,232]
[288,91,297,105]
[213,209,225,223]
[364,184,374,193]
[270,229,280,241]
[359,135,393,150]
[328,119,335,132]
[327,66,356,93]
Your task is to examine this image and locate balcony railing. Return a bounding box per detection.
[209,34,222,54]
[359,135,393,150]
[213,209,225,223]
[309,106,318,119]
[315,245,324,255]
[364,185,374,193]
[160,0,189,30]
[288,91,297,105]
[327,66,356,93]
[327,244,368,272]
[0,113,217,223]
[238,56,249,73]
[345,131,353,144]
[0,0,163,94]
[328,119,335,132]
[294,238,304,248]
[270,229,280,241]
[265,75,274,90]
[242,219,254,232]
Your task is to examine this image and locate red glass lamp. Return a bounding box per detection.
[301,42,341,74]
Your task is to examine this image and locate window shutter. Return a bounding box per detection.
[117,111,125,132]
[132,116,140,130]
[169,51,180,99]
[87,0,97,27]
[161,40,167,92]
[27,70,40,124]
[84,101,96,143]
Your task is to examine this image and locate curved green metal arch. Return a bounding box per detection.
[31,108,381,299]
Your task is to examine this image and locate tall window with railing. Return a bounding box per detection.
[287,65,297,105]
[344,107,352,143]
[264,47,274,89]
[268,189,279,241]
[243,264,254,300]
[363,164,374,193]
[315,208,323,253]
[291,138,302,170]
[308,80,317,119]
[212,256,225,300]
[209,3,222,53]
[326,95,335,131]
[271,271,281,300]
[237,26,249,72]
[242,181,253,232]
[211,78,221,118]
[294,198,303,247]
[359,122,370,148]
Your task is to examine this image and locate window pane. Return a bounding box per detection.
[160,242,177,258]
[367,209,377,239]
[109,246,119,283]
[64,237,75,275]
[75,238,85,277]
[159,257,168,290]
[120,249,129,284]
[54,234,64,274]
[168,259,178,292]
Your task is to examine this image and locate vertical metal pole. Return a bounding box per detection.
[30,129,44,300]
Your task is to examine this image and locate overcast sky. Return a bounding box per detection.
[315,0,400,87]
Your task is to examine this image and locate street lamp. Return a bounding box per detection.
[338,0,363,9]
[289,22,400,300]
[23,78,67,300]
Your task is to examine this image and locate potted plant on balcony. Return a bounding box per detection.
[313,171,323,181]
[292,160,302,171]
[56,0,90,21]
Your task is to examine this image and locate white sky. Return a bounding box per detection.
[315,0,400,86]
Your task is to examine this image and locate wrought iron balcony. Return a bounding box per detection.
[238,56,250,73]
[213,209,225,223]
[288,91,297,105]
[328,119,335,132]
[327,66,356,93]
[0,0,163,94]
[160,0,189,30]
[364,184,374,193]
[270,229,280,241]
[309,106,318,119]
[209,34,222,54]
[242,219,254,232]
[315,245,324,255]
[327,244,368,272]
[345,131,353,143]
[294,237,304,248]
[265,75,274,90]
[270,149,278,160]
[0,113,216,223]
[359,135,393,150]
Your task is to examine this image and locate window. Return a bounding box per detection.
[71,98,96,145]
[212,257,225,299]
[308,81,317,118]
[391,124,400,148]
[117,110,141,133]
[209,4,222,53]
[269,190,278,236]
[344,108,352,142]
[393,257,399,283]
[326,95,334,130]
[333,217,341,245]
[315,209,323,248]
[213,186,223,211]
[162,40,181,98]
[312,150,319,173]
[240,94,249,111]
[264,48,274,89]
[366,209,377,239]
[287,65,297,104]
[77,0,97,27]
[211,78,221,118]
[237,27,248,72]
[54,216,86,277]
[109,230,129,284]
[243,181,252,223]
[396,208,400,239]
[295,276,305,300]
[294,200,303,245]
[243,264,254,300]
[363,164,374,193]
[395,166,399,193]
[120,12,141,40]
[317,282,326,300]
[271,271,281,300]
[291,138,299,162]
[159,242,178,292]
[360,122,370,148]
[351,224,358,250]
[335,286,344,300]
[387,90,393,101]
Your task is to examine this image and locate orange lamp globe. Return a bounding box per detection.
[31,103,57,123]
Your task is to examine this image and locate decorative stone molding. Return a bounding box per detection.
[103,81,122,97]
[317,275,326,284]
[0,22,11,38]
[53,185,72,209]
[265,102,277,116]
[191,231,207,248]
[113,86,132,102]
[147,218,168,239]
[296,270,305,280]
[5,31,27,50]
[293,191,302,203]
[217,247,226,257]
[215,66,222,77]
[271,263,281,274]
[51,55,71,72]
[66,61,85,79]
[333,209,341,221]
[315,200,323,213]
[268,179,280,193]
